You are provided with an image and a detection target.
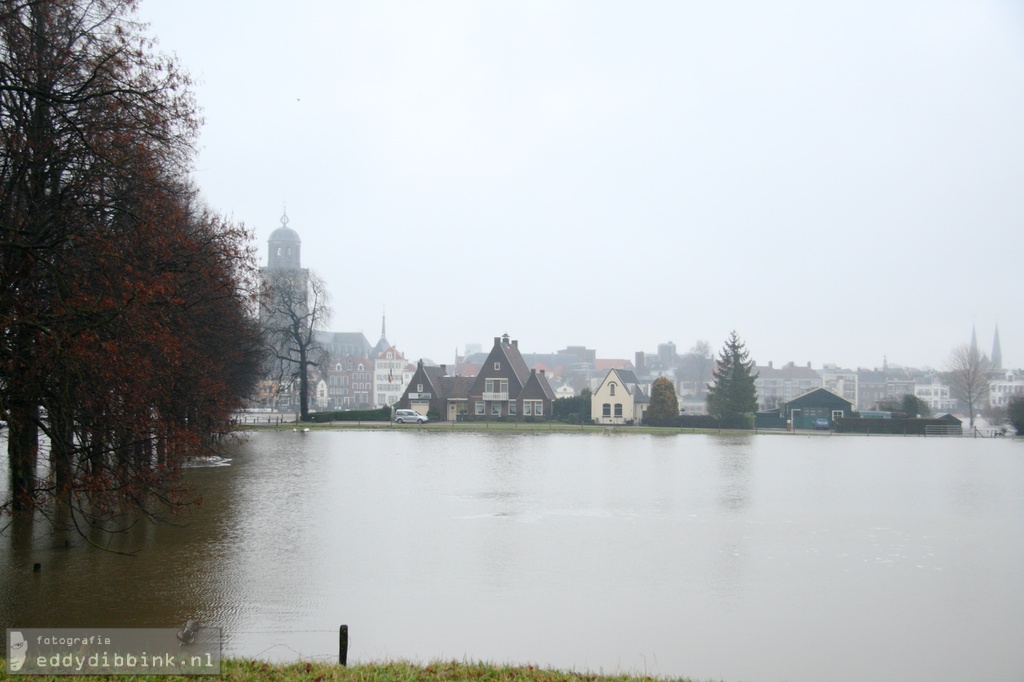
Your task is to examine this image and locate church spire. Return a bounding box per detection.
[992,324,1002,370]
[970,324,978,356]
[380,306,387,341]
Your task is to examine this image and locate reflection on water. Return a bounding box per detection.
[2,431,1024,682]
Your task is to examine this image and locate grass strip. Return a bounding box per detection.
[0,658,711,682]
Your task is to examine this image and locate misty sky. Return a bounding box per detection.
[138,0,1024,371]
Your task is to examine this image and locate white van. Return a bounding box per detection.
[394,409,428,424]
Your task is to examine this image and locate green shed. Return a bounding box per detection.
[783,387,854,429]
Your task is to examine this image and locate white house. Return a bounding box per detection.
[989,371,1024,408]
[913,376,957,412]
[591,368,650,425]
[374,345,414,407]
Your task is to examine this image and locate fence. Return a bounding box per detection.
[924,424,963,437]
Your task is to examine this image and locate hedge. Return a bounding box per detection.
[304,406,391,423]
[834,417,961,435]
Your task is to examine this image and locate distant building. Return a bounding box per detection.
[374,344,414,407]
[913,376,956,413]
[989,370,1024,409]
[258,212,309,411]
[754,361,821,409]
[856,369,887,412]
[324,354,374,409]
[820,365,858,407]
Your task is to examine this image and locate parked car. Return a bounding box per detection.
[812,418,830,430]
[394,409,428,424]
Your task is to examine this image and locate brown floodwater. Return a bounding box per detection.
[3,430,1023,682]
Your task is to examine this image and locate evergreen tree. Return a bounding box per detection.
[705,331,758,427]
[645,376,679,425]
[1008,396,1024,436]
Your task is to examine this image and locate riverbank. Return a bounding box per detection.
[237,419,776,436]
[0,658,703,682]
[239,418,1013,438]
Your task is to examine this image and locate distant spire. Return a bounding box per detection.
[381,306,386,341]
[970,324,978,356]
[992,324,1002,370]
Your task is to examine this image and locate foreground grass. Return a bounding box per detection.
[0,658,707,682]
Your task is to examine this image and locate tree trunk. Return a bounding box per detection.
[8,402,39,511]
[48,404,74,499]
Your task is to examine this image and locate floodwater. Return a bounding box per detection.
[2,430,1023,682]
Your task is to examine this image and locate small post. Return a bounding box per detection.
[338,624,348,666]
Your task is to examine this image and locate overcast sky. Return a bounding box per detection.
[138,0,1023,371]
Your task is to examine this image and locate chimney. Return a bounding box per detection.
[494,337,500,346]
[513,339,518,348]
[540,369,545,377]
[768,361,773,369]
[440,364,446,375]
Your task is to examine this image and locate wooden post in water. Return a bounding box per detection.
[339,624,348,666]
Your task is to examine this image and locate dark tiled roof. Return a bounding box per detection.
[440,375,475,400]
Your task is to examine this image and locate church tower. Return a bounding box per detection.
[259,210,309,323]
[266,210,302,271]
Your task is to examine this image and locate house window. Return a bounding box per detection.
[417,384,423,392]
[614,404,623,418]
[609,383,616,397]
[603,403,611,417]
[535,402,543,416]
[387,352,393,359]
[524,402,533,416]
[494,362,500,371]
[475,401,485,415]
[509,403,517,415]
[491,403,501,416]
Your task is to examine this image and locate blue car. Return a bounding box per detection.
[812,418,831,430]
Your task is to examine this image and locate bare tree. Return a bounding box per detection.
[676,340,713,398]
[262,269,332,420]
[944,344,991,428]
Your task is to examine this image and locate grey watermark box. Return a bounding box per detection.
[7,626,221,675]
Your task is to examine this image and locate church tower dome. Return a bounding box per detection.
[267,211,302,270]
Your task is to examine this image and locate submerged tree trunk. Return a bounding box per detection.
[8,402,39,511]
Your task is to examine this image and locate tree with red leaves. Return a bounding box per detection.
[0,0,262,537]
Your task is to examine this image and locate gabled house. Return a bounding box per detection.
[466,334,555,420]
[400,361,451,418]
[591,368,650,425]
[399,335,555,421]
[782,387,854,429]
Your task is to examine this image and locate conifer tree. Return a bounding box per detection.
[646,376,679,425]
[705,331,758,427]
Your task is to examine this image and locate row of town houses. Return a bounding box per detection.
[255,328,1022,422]
[256,216,1017,422]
